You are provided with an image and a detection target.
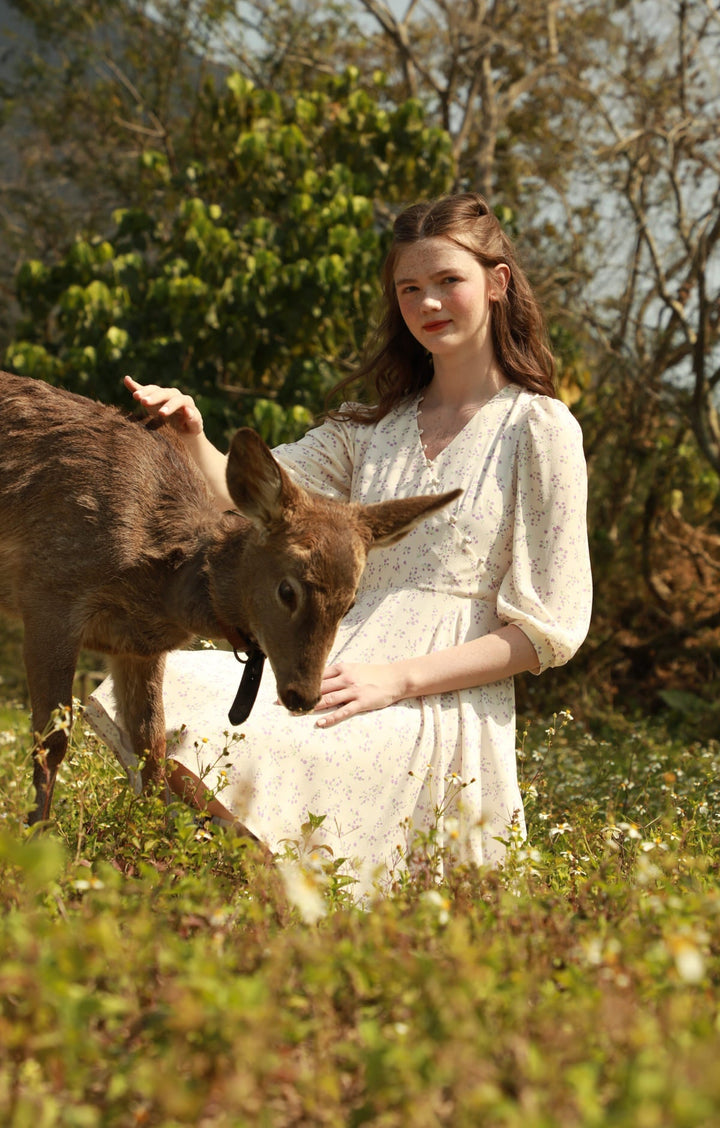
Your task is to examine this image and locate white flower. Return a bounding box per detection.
[278,860,326,925]
[51,707,72,733]
[549,821,572,839]
[72,876,105,892]
[583,937,604,966]
[635,854,662,885]
[668,936,705,984]
[421,889,450,925]
[625,825,641,839]
[443,816,460,842]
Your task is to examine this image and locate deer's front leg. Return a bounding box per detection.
[108,654,168,792]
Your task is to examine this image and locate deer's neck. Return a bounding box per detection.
[169,519,254,646]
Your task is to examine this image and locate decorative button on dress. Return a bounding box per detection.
[87,385,592,894]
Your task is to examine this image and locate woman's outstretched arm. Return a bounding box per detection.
[124,376,233,510]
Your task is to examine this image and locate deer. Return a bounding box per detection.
[0,371,460,826]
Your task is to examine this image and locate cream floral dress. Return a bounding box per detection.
[87,385,592,893]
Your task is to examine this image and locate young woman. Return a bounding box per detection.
[87,193,592,893]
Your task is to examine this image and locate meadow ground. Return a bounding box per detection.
[1,699,719,1127]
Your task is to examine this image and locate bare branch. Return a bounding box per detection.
[358,0,421,97]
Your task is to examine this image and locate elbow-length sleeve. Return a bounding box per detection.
[496,398,593,672]
[272,410,361,501]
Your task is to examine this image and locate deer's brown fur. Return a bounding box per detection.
[0,372,460,824]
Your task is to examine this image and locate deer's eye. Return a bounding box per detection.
[277,579,297,610]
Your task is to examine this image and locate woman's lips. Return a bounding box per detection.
[423,319,451,332]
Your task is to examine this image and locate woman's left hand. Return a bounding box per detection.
[313,662,405,728]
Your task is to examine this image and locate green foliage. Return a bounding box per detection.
[569,371,720,708]
[6,69,454,445]
[1,706,719,1125]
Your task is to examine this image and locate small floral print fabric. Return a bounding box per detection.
[87,385,592,894]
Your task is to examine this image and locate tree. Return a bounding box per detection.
[584,0,719,472]
[7,68,454,444]
[552,0,720,704]
[214,1,610,203]
[1,0,247,354]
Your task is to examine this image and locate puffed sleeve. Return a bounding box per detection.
[496,398,593,672]
[272,408,363,500]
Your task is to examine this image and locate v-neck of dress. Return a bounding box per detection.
[415,384,515,465]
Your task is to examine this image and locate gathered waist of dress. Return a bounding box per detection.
[355,575,495,601]
[342,583,500,635]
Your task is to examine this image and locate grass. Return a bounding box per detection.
[1,702,719,1126]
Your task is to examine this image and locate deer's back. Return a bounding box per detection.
[0,372,214,604]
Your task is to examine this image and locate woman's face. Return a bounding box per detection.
[393,236,508,360]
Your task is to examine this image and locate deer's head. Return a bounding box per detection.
[210,429,460,718]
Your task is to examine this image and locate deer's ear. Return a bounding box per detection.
[362,488,462,548]
[226,428,299,528]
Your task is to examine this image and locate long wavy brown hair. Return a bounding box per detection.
[327,193,556,423]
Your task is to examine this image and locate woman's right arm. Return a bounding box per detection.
[124,376,233,510]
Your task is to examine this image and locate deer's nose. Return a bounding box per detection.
[283,688,320,715]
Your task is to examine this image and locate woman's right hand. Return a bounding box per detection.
[125,375,233,510]
[124,375,204,437]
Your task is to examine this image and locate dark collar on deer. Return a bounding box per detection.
[228,646,266,726]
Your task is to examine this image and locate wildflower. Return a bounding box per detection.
[634,853,662,885]
[549,821,572,839]
[582,936,604,966]
[51,707,72,734]
[72,876,105,892]
[668,934,706,984]
[443,816,460,842]
[560,850,586,876]
[602,822,641,850]
[278,859,326,925]
[511,845,543,877]
[421,889,450,925]
[619,822,642,839]
[640,837,668,853]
